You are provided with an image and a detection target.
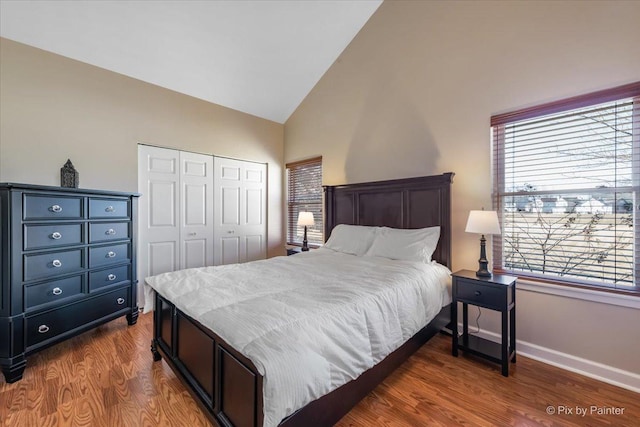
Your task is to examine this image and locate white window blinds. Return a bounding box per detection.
[492,83,639,291]
[286,157,323,246]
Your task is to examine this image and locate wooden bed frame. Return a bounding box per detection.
[151,172,454,427]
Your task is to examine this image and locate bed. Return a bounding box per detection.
[147,172,454,427]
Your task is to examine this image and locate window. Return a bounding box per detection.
[286,157,323,247]
[492,82,639,292]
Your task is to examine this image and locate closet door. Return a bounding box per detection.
[180,151,214,269]
[138,145,180,282]
[213,157,267,265]
[242,162,267,262]
[138,145,215,303]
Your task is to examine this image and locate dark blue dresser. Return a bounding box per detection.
[0,183,139,383]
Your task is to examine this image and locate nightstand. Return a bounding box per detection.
[451,269,517,376]
[286,247,302,256]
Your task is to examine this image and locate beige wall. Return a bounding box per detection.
[285,1,640,373]
[0,38,284,257]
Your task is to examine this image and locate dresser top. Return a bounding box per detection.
[0,183,140,197]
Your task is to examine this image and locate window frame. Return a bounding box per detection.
[285,156,323,248]
[491,82,640,295]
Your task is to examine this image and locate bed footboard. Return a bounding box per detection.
[152,295,450,427]
[151,292,264,427]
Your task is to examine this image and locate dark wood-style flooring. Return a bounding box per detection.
[1,312,638,426]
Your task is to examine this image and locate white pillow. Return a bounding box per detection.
[366,226,440,263]
[324,224,378,256]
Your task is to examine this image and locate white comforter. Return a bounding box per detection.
[144,248,451,427]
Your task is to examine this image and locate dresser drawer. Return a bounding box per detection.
[89,243,130,268]
[23,194,83,220]
[24,249,85,282]
[24,275,85,310]
[24,223,83,250]
[25,286,130,348]
[89,198,130,219]
[89,222,130,243]
[89,265,130,292]
[456,279,511,310]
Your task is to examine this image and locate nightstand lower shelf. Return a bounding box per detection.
[458,335,516,366]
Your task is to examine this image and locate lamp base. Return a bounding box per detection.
[475,268,492,278]
[476,234,492,277]
[301,225,310,251]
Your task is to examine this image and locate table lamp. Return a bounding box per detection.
[297,211,315,251]
[465,210,501,277]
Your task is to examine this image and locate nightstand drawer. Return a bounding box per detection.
[456,279,511,310]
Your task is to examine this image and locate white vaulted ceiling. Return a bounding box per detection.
[0,0,381,123]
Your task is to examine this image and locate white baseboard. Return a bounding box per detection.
[457,325,640,393]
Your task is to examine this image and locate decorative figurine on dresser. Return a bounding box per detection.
[0,183,139,383]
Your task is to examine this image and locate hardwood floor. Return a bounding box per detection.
[1,312,638,426]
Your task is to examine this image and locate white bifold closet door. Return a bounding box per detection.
[213,157,267,265]
[137,146,214,304]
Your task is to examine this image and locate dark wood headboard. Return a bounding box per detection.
[323,173,454,269]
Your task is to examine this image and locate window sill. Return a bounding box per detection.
[286,243,322,249]
[517,278,640,310]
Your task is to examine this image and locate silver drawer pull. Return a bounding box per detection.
[474,291,482,297]
[52,259,62,268]
[52,287,63,296]
[105,229,116,235]
[51,232,62,240]
[105,206,115,212]
[107,274,117,281]
[227,230,235,234]
[116,297,125,305]
[49,205,63,213]
[107,251,116,258]
[38,325,50,334]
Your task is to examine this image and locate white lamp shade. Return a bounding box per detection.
[465,210,501,235]
[297,211,315,226]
